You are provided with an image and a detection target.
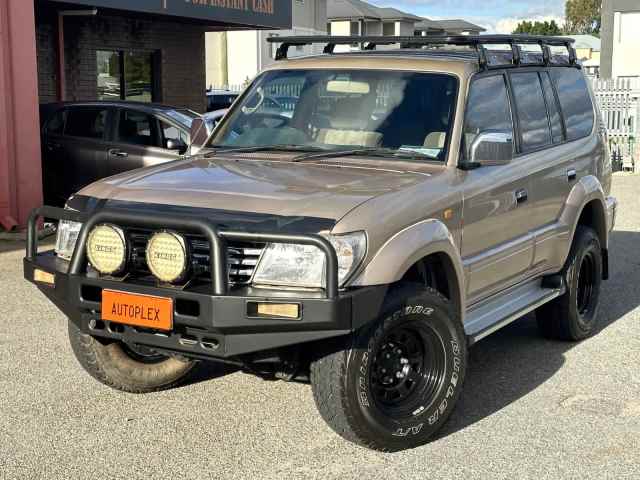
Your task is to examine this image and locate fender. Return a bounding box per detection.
[351,219,465,321]
[557,174,609,267]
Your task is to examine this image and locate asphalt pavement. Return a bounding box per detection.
[1,175,639,479]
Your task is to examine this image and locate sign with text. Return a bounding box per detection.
[49,0,292,29]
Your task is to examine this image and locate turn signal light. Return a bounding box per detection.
[248,302,301,320]
[34,269,55,285]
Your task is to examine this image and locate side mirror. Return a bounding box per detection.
[189,117,211,155]
[468,131,514,166]
[166,138,187,154]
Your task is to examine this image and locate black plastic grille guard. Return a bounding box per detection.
[26,206,340,299]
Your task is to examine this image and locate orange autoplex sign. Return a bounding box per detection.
[48,0,292,29]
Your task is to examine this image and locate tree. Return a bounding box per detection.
[565,0,601,35]
[513,20,563,35]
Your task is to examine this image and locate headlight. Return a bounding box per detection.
[253,232,366,288]
[146,231,188,283]
[86,224,127,275]
[55,220,83,260]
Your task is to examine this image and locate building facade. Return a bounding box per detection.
[0,0,292,230]
[601,0,640,79]
[207,0,327,89]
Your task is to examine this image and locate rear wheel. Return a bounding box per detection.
[68,320,197,393]
[537,226,603,341]
[310,286,466,451]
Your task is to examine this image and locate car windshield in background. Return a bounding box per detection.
[165,109,198,129]
[209,69,458,161]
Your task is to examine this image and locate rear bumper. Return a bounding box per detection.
[24,206,387,359]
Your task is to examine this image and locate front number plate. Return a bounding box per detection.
[102,290,173,331]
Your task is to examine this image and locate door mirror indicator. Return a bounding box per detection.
[468,130,514,167]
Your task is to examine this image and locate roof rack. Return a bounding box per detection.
[266,34,578,69]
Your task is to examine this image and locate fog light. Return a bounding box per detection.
[146,231,188,283]
[86,224,127,275]
[250,302,301,319]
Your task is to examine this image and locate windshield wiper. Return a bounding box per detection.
[203,144,328,158]
[292,147,439,162]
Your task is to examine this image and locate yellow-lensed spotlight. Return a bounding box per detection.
[86,224,127,275]
[146,231,188,283]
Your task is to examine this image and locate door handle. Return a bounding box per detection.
[567,169,577,182]
[109,149,128,157]
[47,142,61,151]
[515,189,528,204]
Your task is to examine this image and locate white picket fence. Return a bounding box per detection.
[591,77,640,171]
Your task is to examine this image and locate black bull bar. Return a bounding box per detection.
[26,205,340,298]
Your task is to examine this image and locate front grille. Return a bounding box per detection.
[128,230,265,285]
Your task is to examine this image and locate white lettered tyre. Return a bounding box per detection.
[310,285,466,451]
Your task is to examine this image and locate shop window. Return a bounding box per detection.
[117,109,159,147]
[65,108,108,140]
[97,50,156,103]
[97,51,121,100]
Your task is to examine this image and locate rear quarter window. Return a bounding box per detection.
[549,68,594,141]
[509,72,552,151]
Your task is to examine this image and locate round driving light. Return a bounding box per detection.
[146,231,188,283]
[86,224,127,275]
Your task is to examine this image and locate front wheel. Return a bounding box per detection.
[68,320,197,393]
[310,286,466,451]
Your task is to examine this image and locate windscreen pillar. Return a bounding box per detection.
[0,0,42,231]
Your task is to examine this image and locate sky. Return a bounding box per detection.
[366,0,566,33]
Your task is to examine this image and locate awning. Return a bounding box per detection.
[47,0,292,30]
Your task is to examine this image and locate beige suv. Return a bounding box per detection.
[25,35,617,451]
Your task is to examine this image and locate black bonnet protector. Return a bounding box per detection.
[66,195,336,235]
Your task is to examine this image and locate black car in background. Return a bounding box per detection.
[206,89,239,112]
[39,101,199,206]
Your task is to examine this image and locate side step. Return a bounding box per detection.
[465,277,565,345]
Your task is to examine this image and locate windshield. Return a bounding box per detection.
[209,69,458,161]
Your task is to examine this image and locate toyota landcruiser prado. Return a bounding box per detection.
[24,35,617,451]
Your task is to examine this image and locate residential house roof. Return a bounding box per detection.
[430,19,486,33]
[328,0,486,34]
[327,0,424,22]
[560,34,601,51]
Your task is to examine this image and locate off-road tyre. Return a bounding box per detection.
[537,226,602,341]
[68,320,197,393]
[310,285,466,451]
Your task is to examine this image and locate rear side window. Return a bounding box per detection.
[65,108,108,139]
[510,72,552,151]
[550,68,594,141]
[464,75,514,159]
[540,72,565,144]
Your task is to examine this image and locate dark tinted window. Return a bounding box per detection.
[550,68,594,140]
[464,75,513,159]
[65,108,108,139]
[46,109,67,135]
[510,72,552,151]
[117,109,158,147]
[540,72,565,143]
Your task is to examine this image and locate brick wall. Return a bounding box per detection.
[35,6,206,112]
